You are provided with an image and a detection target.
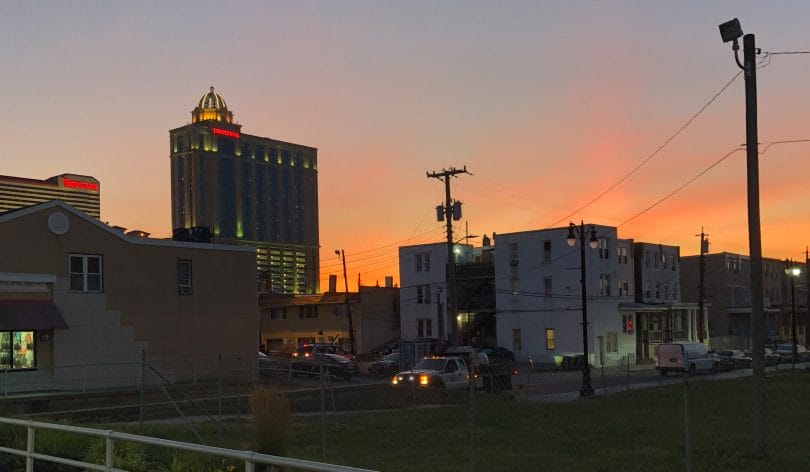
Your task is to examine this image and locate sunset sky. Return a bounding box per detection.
[2,1,809,290]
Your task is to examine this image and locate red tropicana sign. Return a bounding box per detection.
[212,127,240,139]
[62,178,99,191]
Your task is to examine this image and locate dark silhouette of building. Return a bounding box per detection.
[170,87,319,294]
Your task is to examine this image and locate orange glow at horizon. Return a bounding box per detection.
[2,3,809,294]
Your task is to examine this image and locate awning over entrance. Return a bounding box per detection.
[0,300,69,330]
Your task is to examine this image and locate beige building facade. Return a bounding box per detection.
[259,286,399,355]
[0,201,257,392]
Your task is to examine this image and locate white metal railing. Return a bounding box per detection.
[0,416,377,472]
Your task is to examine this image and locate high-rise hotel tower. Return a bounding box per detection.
[170,87,319,294]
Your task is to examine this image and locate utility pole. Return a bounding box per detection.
[805,247,809,348]
[427,166,470,345]
[336,250,356,354]
[696,228,709,343]
[719,19,765,456]
[741,32,767,458]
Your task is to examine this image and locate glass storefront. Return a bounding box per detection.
[0,331,35,369]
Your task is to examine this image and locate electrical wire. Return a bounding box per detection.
[615,147,743,229]
[548,71,743,228]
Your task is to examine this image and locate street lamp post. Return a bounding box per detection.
[567,221,599,398]
[786,262,802,368]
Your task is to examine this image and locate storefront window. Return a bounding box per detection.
[0,331,35,370]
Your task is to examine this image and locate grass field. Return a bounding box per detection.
[4,372,809,471]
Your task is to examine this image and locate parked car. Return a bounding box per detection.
[292,343,355,360]
[713,350,746,370]
[393,356,470,390]
[368,352,401,379]
[775,344,808,363]
[258,351,290,375]
[371,339,400,356]
[656,342,716,376]
[292,353,359,380]
[742,348,779,366]
[477,346,516,364]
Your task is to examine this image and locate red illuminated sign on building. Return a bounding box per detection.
[62,178,99,191]
[212,128,240,139]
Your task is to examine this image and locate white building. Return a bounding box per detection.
[494,225,635,366]
[399,242,481,343]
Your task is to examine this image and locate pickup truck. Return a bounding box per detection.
[392,356,470,390]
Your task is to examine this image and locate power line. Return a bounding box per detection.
[548,71,743,227]
[616,147,743,229]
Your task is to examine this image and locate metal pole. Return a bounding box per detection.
[578,221,594,398]
[791,270,798,370]
[25,424,34,472]
[742,32,766,457]
[218,354,223,422]
[138,350,145,428]
[320,358,326,460]
[469,361,475,472]
[684,377,692,472]
[697,228,707,343]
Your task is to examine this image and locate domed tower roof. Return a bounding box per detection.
[191,86,234,124]
[199,86,228,110]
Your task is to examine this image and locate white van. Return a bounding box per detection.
[656,342,717,376]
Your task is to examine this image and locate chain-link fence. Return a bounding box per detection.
[3,352,810,471]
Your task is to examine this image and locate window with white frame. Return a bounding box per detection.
[618,280,630,297]
[617,246,628,264]
[299,306,318,319]
[511,278,519,296]
[599,274,611,296]
[69,254,102,292]
[417,318,433,337]
[598,238,610,259]
[509,243,519,267]
[543,240,552,262]
[417,284,432,304]
[416,252,431,272]
[177,259,192,295]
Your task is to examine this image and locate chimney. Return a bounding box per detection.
[328,274,337,293]
[384,276,394,288]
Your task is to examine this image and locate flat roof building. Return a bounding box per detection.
[170,87,319,294]
[0,173,100,218]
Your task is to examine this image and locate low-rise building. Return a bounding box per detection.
[619,242,705,362]
[0,200,257,392]
[259,283,399,354]
[681,252,795,349]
